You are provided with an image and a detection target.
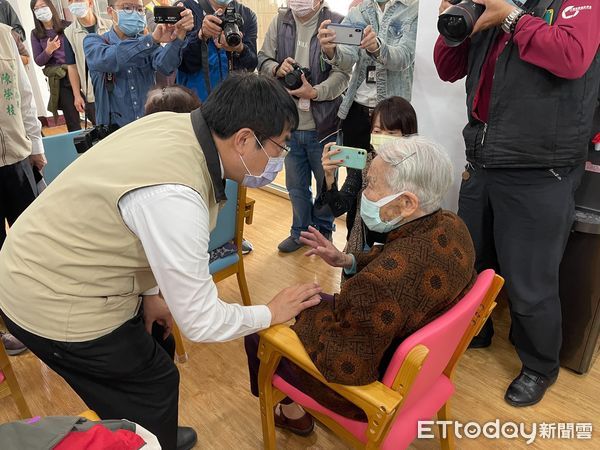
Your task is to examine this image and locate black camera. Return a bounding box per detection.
[216,4,244,47]
[437,0,485,47]
[73,125,118,154]
[283,63,311,91]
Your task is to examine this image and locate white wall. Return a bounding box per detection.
[8,0,51,117]
[411,1,467,212]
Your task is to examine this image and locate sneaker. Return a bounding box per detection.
[241,239,253,255]
[0,331,28,355]
[277,236,303,253]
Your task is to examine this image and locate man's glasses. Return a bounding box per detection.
[114,3,145,14]
[266,137,291,157]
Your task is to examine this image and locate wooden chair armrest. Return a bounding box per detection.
[258,325,403,415]
[245,197,256,225]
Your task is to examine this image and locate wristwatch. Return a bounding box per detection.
[501,7,526,34]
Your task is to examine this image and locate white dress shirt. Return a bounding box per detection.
[119,183,272,342]
[13,39,43,156]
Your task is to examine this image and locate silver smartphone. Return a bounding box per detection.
[327,23,364,46]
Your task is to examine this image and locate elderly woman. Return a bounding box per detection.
[245,135,477,435]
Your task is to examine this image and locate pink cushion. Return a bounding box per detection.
[273,373,454,447]
[0,371,5,384]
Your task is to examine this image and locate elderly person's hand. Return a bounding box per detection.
[300,226,354,269]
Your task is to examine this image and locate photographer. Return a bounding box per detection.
[317,0,418,152]
[64,0,113,126]
[0,73,322,450]
[83,0,193,129]
[258,0,349,253]
[434,0,600,407]
[177,0,258,101]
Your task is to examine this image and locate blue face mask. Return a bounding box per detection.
[117,10,147,37]
[239,134,286,188]
[214,0,232,6]
[360,191,405,233]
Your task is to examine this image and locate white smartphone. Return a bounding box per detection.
[327,23,364,46]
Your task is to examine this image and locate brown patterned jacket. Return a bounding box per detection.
[290,210,477,420]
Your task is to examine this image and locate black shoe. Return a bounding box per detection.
[504,368,557,407]
[176,426,197,450]
[468,317,494,349]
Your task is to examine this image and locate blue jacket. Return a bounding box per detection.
[84,29,186,127]
[178,0,257,101]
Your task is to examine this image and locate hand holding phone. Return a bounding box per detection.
[154,6,185,24]
[330,145,368,170]
[326,23,364,46]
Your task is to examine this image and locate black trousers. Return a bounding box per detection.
[458,164,584,378]
[0,158,36,249]
[340,102,372,237]
[58,77,82,132]
[1,312,180,449]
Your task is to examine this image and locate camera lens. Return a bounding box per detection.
[438,15,468,41]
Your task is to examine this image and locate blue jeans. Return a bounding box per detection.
[285,130,335,239]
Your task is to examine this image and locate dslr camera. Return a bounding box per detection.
[73,125,118,154]
[283,63,311,91]
[437,0,485,46]
[216,4,244,47]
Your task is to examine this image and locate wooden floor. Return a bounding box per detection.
[1,189,598,449]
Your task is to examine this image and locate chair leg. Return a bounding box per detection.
[0,346,32,419]
[236,262,252,306]
[172,324,188,364]
[260,390,277,450]
[437,401,455,450]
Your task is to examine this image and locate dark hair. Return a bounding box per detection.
[30,0,66,39]
[201,72,299,142]
[371,96,418,135]
[145,85,202,115]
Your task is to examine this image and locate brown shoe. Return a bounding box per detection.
[274,405,314,437]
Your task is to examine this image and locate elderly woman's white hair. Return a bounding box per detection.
[376,135,454,214]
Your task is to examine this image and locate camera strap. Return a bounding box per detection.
[195,0,215,97]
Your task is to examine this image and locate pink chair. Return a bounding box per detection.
[257,270,504,449]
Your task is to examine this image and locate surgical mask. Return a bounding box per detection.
[117,10,147,37]
[288,0,315,17]
[68,2,89,18]
[360,191,405,233]
[370,134,399,152]
[214,0,232,6]
[34,7,53,23]
[240,134,286,188]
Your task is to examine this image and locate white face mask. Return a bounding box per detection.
[35,6,53,23]
[370,134,399,153]
[288,0,316,17]
[68,2,89,18]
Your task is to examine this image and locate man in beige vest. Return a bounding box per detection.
[64,0,112,124]
[0,72,321,450]
[0,23,45,356]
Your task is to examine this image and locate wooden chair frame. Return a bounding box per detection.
[257,275,504,449]
[172,187,255,362]
[0,342,32,419]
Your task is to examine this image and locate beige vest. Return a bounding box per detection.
[64,15,112,102]
[0,112,222,341]
[0,24,33,167]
